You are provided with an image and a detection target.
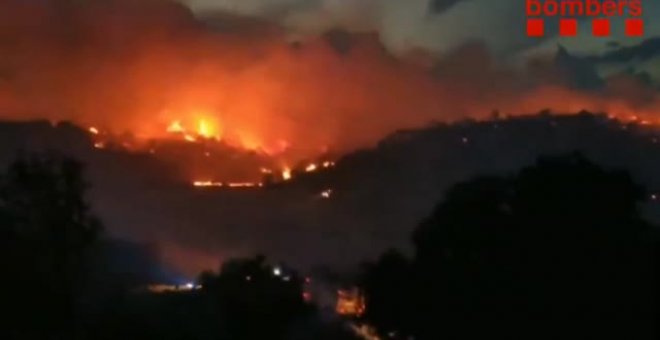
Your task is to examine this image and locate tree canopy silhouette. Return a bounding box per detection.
[199,255,310,340]
[361,153,658,339]
[0,154,101,338]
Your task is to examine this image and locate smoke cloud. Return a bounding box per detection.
[1,0,660,160]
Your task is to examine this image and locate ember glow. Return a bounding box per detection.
[193,181,223,188]
[227,182,263,188]
[192,181,263,189]
[282,168,293,181]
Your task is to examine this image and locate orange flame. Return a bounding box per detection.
[193,181,223,187]
[167,120,184,134]
[197,119,215,139]
[282,168,292,181]
[166,117,222,141]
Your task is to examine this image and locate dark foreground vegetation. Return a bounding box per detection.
[0,153,657,339]
[361,153,658,339]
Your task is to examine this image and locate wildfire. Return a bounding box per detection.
[282,168,292,181]
[193,181,223,188]
[270,161,336,183]
[336,288,366,316]
[227,182,263,188]
[167,120,185,134]
[166,117,222,142]
[197,120,214,139]
[306,161,335,173]
[192,181,263,189]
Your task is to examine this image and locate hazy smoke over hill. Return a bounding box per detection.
[1,0,660,160]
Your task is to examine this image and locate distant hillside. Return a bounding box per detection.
[274,112,660,267]
[1,113,659,276]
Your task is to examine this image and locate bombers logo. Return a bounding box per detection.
[526,0,644,37]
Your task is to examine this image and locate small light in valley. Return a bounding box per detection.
[273,267,282,276]
[320,189,333,199]
[89,127,99,135]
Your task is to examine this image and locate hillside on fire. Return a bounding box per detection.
[1,112,660,277]
[2,0,660,338]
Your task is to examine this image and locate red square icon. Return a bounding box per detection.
[592,18,610,37]
[625,19,644,37]
[527,19,544,37]
[559,18,578,37]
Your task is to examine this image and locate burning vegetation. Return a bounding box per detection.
[3,0,660,171]
[85,120,337,187]
[336,288,366,317]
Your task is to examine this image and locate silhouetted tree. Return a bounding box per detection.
[201,255,310,340]
[0,155,101,338]
[362,153,658,339]
[360,249,412,335]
